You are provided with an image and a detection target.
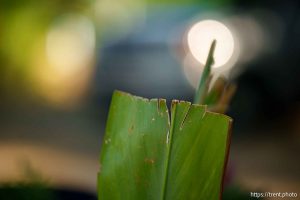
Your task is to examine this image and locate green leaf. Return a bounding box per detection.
[98,90,232,200]
[194,40,216,105]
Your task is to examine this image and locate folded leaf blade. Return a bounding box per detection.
[98,91,232,200]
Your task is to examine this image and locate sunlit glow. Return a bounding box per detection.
[187,20,235,68]
[230,16,264,64]
[46,15,95,76]
[31,14,96,107]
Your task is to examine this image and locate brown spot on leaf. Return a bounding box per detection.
[128,124,134,134]
[144,158,155,165]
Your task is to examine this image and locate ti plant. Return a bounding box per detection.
[98,40,235,200]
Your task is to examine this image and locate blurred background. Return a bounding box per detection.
[0,0,300,199]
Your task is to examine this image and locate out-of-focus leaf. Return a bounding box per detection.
[194,40,216,105]
[193,40,236,114]
[203,77,227,106]
[204,77,237,113]
[98,90,232,200]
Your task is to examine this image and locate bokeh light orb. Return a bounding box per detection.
[46,15,95,75]
[187,20,235,68]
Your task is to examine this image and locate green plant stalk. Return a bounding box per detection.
[193,40,216,104]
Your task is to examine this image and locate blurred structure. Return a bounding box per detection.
[0,0,300,198]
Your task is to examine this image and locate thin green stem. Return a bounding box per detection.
[193,40,216,104]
